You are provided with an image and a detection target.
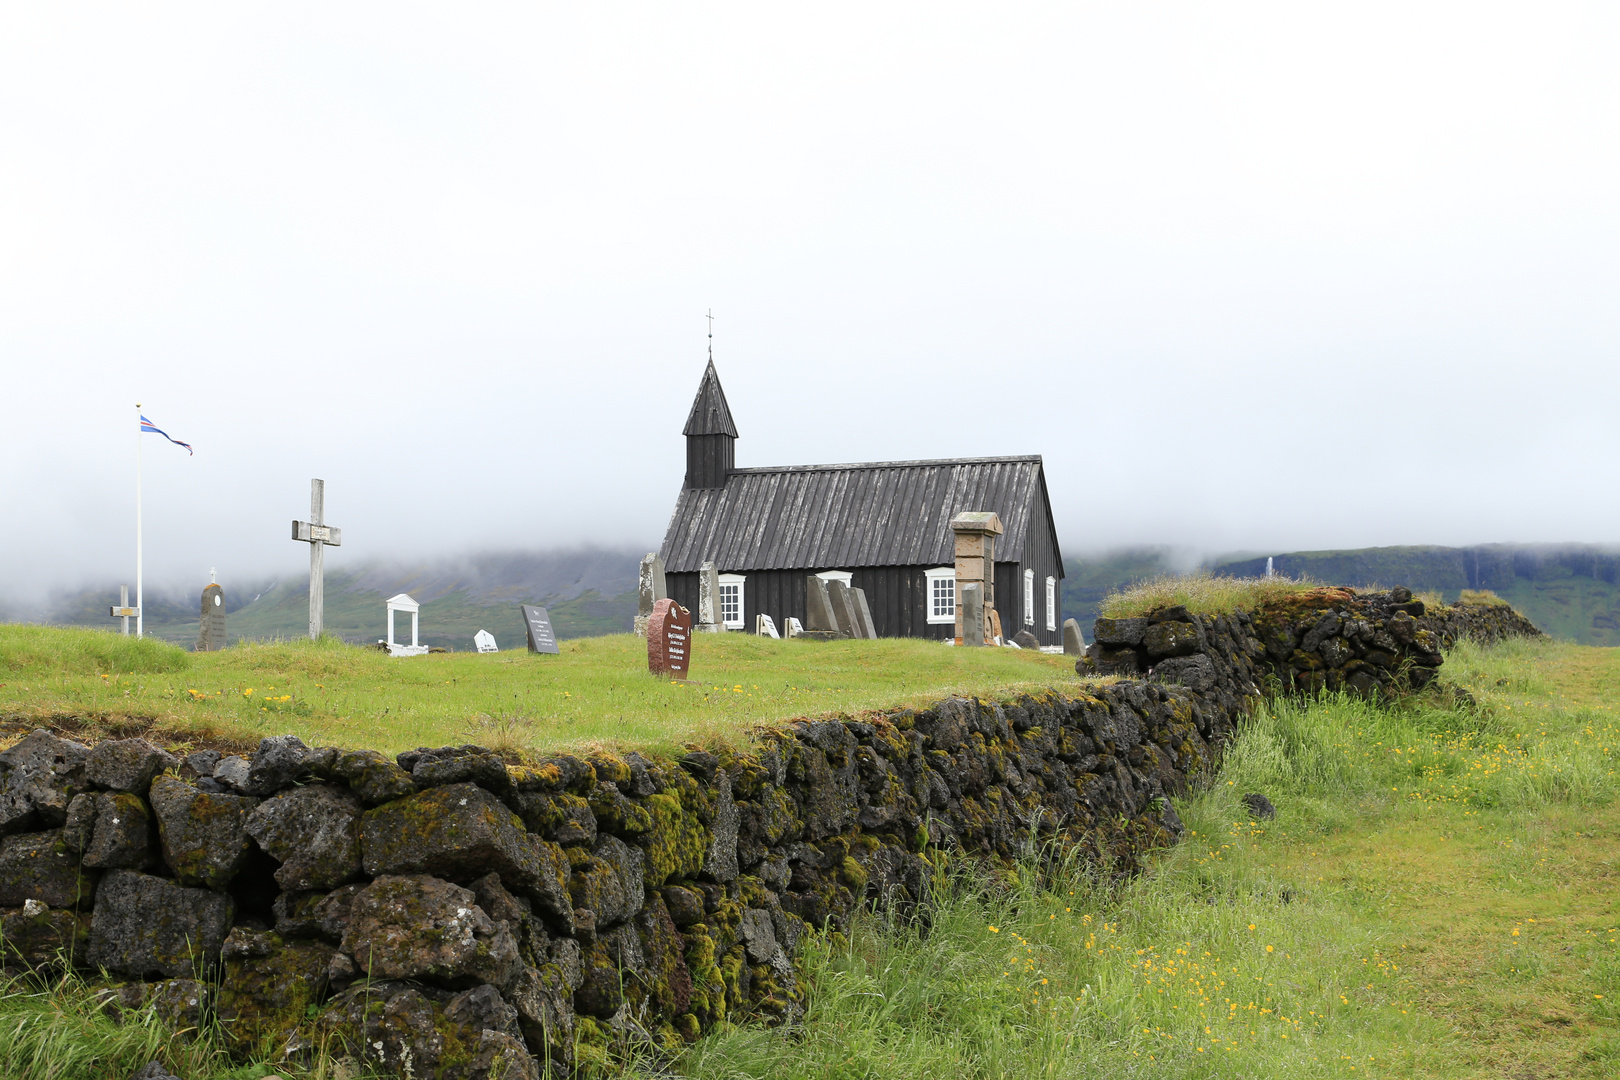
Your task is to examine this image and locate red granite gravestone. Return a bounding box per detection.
[647,598,692,677]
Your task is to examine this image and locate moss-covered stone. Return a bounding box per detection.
[361,783,572,925]
[0,903,89,968]
[149,776,258,890]
[588,782,653,836]
[638,792,708,890]
[332,749,417,805]
[515,791,596,846]
[216,929,335,1053]
[86,869,233,979]
[340,874,520,987]
[318,980,536,1080]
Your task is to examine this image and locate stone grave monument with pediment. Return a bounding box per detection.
[384,593,428,657]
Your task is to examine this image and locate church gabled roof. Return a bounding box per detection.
[682,359,738,437]
[659,455,1061,573]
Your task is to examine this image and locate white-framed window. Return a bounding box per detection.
[1023,569,1035,626]
[924,567,956,624]
[1045,576,1057,632]
[815,570,853,589]
[718,573,746,629]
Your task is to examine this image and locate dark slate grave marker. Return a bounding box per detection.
[197,582,226,652]
[647,598,692,677]
[520,605,560,655]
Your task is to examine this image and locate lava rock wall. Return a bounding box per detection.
[0,674,1256,1076]
[1088,589,1541,697]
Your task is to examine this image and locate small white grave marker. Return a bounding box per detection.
[474,629,498,653]
[784,616,804,638]
[385,593,428,657]
[756,613,780,639]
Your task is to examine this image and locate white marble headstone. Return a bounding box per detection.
[756,613,780,639]
[474,629,498,653]
[784,616,804,638]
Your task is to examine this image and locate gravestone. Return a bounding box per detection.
[826,579,859,639]
[647,598,692,677]
[291,478,343,639]
[197,578,226,652]
[696,561,722,633]
[950,511,1001,646]
[989,609,1004,646]
[108,584,138,636]
[784,616,804,638]
[635,553,667,637]
[849,587,878,639]
[520,605,560,655]
[1062,618,1085,656]
[474,629,498,653]
[804,576,838,634]
[385,593,428,657]
[960,583,984,647]
[756,613,780,639]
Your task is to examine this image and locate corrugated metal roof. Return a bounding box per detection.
[659,455,1058,572]
[682,360,738,437]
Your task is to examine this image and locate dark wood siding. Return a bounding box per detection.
[669,566,959,641]
[661,461,1063,645]
[684,433,734,490]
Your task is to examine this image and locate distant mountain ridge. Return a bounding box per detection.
[15,542,1619,650]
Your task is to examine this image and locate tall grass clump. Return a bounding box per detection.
[1100,572,1318,619]
[681,821,1424,1080]
[0,967,212,1080]
[0,963,388,1080]
[0,624,191,676]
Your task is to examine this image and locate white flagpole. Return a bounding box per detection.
[135,402,144,638]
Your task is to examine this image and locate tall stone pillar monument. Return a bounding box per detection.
[951,511,1003,645]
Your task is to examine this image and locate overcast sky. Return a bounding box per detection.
[4,3,1618,602]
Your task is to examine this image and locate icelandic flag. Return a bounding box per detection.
[140,415,193,455]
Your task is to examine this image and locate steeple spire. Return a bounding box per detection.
[682,357,737,488]
[682,358,738,438]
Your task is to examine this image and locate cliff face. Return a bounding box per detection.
[0,594,1542,1078]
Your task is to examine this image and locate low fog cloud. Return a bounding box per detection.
[4,3,1618,603]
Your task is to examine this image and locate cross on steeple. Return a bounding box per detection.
[291,478,343,639]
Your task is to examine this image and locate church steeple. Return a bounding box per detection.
[683,359,737,488]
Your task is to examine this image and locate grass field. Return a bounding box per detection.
[5,627,1619,1079]
[0,623,1078,757]
[681,637,1620,1080]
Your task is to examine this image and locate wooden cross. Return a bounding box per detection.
[108,584,138,636]
[291,478,342,639]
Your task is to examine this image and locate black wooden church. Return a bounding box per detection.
[659,361,1065,645]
